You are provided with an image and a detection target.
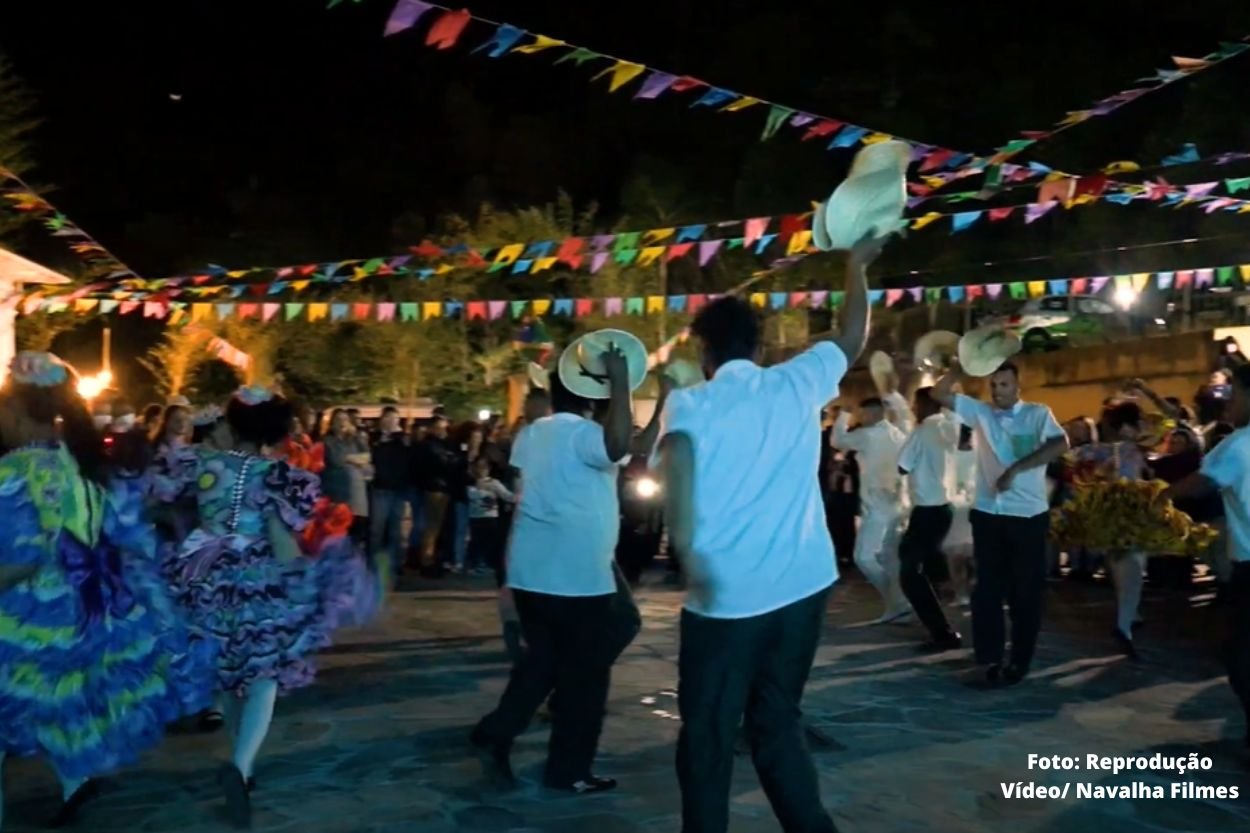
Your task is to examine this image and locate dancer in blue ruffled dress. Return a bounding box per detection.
[154,386,380,828]
[0,352,214,829]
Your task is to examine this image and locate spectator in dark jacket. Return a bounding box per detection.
[370,406,409,578]
[412,416,455,575]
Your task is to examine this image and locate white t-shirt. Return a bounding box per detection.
[832,417,907,505]
[506,414,623,596]
[898,412,960,507]
[468,477,513,519]
[1200,425,1250,563]
[656,341,845,619]
[953,394,1065,518]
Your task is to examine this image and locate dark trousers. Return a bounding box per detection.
[970,510,1049,670]
[468,517,502,572]
[1225,563,1250,728]
[369,489,406,574]
[899,504,955,640]
[476,589,616,785]
[825,494,857,568]
[677,588,836,833]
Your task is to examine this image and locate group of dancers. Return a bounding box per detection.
[0,355,381,830]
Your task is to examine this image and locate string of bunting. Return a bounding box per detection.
[365,1,1006,180]
[0,165,141,281]
[36,261,1250,324]
[940,36,1250,182]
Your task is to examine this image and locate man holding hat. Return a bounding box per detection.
[933,356,1068,686]
[655,233,883,833]
[471,334,640,794]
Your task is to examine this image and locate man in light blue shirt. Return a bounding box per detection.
[655,233,882,833]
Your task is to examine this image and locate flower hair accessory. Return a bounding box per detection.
[10,352,71,388]
[233,385,274,406]
[191,404,224,427]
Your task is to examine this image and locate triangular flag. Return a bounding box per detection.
[885,289,904,306]
[512,34,565,55]
[532,256,558,274]
[1225,177,1250,194]
[667,295,687,312]
[1241,265,1250,283]
[692,87,737,108]
[384,0,435,37]
[1070,278,1088,295]
[191,303,211,323]
[1155,272,1174,291]
[743,217,769,247]
[666,242,695,261]
[868,289,884,305]
[490,243,524,272]
[552,298,573,316]
[1217,266,1236,286]
[749,292,767,309]
[216,303,236,320]
[614,249,639,266]
[531,299,552,316]
[986,284,1003,300]
[911,212,943,230]
[951,211,982,233]
[590,252,610,273]
[99,299,118,314]
[697,240,723,266]
[634,70,676,100]
[809,290,829,308]
[829,291,845,308]
[1131,273,1151,292]
[1048,280,1068,296]
[593,60,646,93]
[947,286,965,303]
[761,105,795,140]
[786,230,812,255]
[425,8,472,50]
[238,303,259,320]
[487,300,506,320]
[473,24,526,58]
[829,125,869,148]
[721,96,761,113]
[642,227,676,245]
[285,303,304,322]
[637,246,666,267]
[554,47,602,66]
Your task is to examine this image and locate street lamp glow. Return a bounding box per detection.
[477,408,492,422]
[1113,286,1138,309]
[77,373,108,401]
[635,476,660,499]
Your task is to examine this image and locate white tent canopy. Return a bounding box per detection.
[0,247,72,385]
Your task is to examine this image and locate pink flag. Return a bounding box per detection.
[604,297,623,316]
[1024,201,1058,223]
[488,300,507,320]
[743,218,769,247]
[262,303,280,322]
[1195,268,1215,288]
[985,284,1003,300]
[376,303,396,322]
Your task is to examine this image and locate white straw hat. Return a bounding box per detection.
[957,325,1023,377]
[868,350,895,395]
[527,361,550,390]
[557,329,649,400]
[913,330,961,374]
[812,141,911,251]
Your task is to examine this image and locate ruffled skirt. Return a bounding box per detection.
[166,527,381,696]
[0,548,216,779]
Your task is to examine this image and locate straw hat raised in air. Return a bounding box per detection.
[811,141,911,252]
[557,329,649,400]
[957,325,1022,378]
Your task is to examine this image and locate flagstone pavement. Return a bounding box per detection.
[6,572,1250,833]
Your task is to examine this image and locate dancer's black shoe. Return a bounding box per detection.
[545,775,617,794]
[1112,628,1139,661]
[469,725,516,785]
[1001,663,1028,685]
[48,780,99,828]
[218,763,252,829]
[917,632,962,653]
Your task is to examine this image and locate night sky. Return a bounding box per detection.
[2,1,1250,280]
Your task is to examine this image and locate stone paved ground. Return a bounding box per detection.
[5,571,1250,833]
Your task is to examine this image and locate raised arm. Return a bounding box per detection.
[632,374,676,458]
[601,344,634,463]
[832,234,887,365]
[659,431,695,561]
[830,410,865,452]
[931,360,962,411]
[1127,378,1181,420]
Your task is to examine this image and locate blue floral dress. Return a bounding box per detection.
[154,449,378,696]
[0,443,215,779]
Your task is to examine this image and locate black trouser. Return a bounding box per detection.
[475,589,616,785]
[1225,563,1250,729]
[899,504,955,640]
[468,517,502,572]
[825,493,857,568]
[970,510,1049,670]
[677,588,836,833]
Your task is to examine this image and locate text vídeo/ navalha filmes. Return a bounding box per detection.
[998,753,1240,800]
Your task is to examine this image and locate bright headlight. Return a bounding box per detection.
[634,476,660,499]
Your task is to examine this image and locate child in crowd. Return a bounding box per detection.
[467,456,515,577]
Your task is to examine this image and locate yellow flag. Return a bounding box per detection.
[290,280,310,292]
[638,246,666,267]
[1027,281,1046,298]
[921,176,947,189]
[642,228,675,245]
[74,299,98,313]
[861,132,893,144]
[1102,161,1141,174]
[352,267,368,281]
[532,299,552,316]
[911,212,943,230]
[646,295,665,314]
[532,257,558,274]
[594,61,646,93]
[1131,273,1150,292]
[750,292,767,309]
[168,308,187,325]
[1241,265,1250,281]
[721,96,761,113]
[192,303,211,323]
[308,303,328,322]
[493,243,524,267]
[512,35,566,55]
[227,270,248,279]
[422,302,442,320]
[435,263,454,275]
[786,230,812,255]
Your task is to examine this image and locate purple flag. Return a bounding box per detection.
[634,71,677,100]
[808,290,829,308]
[985,284,1003,300]
[1090,276,1110,294]
[698,240,723,266]
[1024,201,1058,224]
[789,113,816,128]
[604,297,623,316]
[1195,268,1215,288]
[488,300,506,321]
[590,252,610,274]
[384,0,434,36]
[590,234,615,251]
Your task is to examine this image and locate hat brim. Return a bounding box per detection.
[558,329,649,400]
[867,350,894,393]
[663,359,705,389]
[527,362,550,390]
[957,327,1022,377]
[819,169,907,251]
[913,330,961,370]
[811,201,834,251]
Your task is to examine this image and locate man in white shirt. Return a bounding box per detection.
[655,233,881,833]
[831,394,910,622]
[933,360,1067,686]
[471,353,633,795]
[1163,362,1250,752]
[896,387,961,650]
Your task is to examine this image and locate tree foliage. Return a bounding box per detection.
[0,52,40,242]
